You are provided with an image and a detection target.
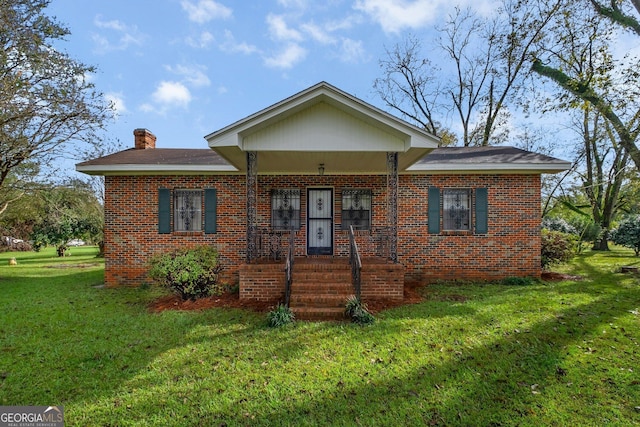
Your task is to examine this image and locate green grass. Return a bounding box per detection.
[0,246,638,426]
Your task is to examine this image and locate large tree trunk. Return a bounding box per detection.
[592,236,610,251]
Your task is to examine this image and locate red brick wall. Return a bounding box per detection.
[103,175,246,287]
[399,174,541,283]
[103,173,541,289]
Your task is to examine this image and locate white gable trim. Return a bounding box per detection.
[205,82,439,172]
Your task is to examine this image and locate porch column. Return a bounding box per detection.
[246,151,258,262]
[387,152,398,262]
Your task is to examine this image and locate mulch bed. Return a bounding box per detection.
[149,273,580,315]
[149,282,426,315]
[149,293,274,313]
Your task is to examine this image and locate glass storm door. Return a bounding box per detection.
[307,188,333,255]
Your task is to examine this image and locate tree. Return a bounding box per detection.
[575,107,630,250]
[30,179,103,256]
[374,0,563,146]
[0,0,113,213]
[532,0,640,171]
[589,0,640,35]
[610,215,640,255]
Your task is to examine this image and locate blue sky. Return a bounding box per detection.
[46,0,498,151]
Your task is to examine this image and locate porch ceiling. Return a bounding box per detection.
[215,149,432,174]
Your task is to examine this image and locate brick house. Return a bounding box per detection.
[77,82,570,319]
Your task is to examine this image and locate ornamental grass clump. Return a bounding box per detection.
[345,295,375,325]
[267,304,295,327]
[148,245,223,301]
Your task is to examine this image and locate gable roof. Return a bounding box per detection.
[205,81,440,173]
[76,82,571,176]
[76,145,571,176]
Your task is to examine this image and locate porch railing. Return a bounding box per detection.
[348,225,362,300]
[284,230,295,307]
[255,229,288,260]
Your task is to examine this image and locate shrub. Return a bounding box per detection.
[541,230,575,269]
[267,304,295,327]
[345,296,375,325]
[148,245,223,301]
[0,240,32,252]
[542,217,578,235]
[610,215,640,256]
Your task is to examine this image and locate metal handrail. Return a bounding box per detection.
[284,229,294,307]
[348,225,362,300]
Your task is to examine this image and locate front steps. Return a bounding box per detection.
[239,257,405,321]
[289,261,353,321]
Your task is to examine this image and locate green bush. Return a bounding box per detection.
[610,215,640,256]
[267,304,295,327]
[541,230,575,269]
[148,245,223,301]
[345,296,375,325]
[542,217,578,235]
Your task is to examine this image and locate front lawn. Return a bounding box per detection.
[0,246,638,426]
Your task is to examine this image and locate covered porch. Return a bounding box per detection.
[204,83,440,317]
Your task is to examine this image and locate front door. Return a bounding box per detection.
[307,188,333,255]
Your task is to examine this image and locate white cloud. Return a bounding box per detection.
[267,14,303,42]
[185,31,215,48]
[105,92,127,116]
[354,0,442,33]
[220,30,259,54]
[92,15,145,52]
[264,43,307,69]
[354,0,500,33]
[181,0,232,23]
[301,22,336,44]
[165,64,211,87]
[339,38,367,63]
[146,81,192,112]
[277,0,308,8]
[326,15,363,32]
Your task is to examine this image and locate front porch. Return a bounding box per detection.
[239,255,405,321]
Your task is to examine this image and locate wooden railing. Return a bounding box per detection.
[348,225,362,300]
[284,230,294,307]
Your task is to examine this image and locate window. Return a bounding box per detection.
[158,188,217,234]
[174,190,202,231]
[428,187,488,234]
[443,189,471,230]
[271,189,300,230]
[342,189,371,230]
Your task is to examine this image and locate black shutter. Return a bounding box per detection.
[204,188,217,234]
[475,188,488,234]
[428,187,440,234]
[158,188,171,234]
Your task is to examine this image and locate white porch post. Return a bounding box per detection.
[246,151,258,262]
[387,152,398,262]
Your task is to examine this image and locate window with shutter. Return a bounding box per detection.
[443,189,471,231]
[174,190,202,232]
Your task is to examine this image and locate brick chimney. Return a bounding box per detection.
[133,128,156,149]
